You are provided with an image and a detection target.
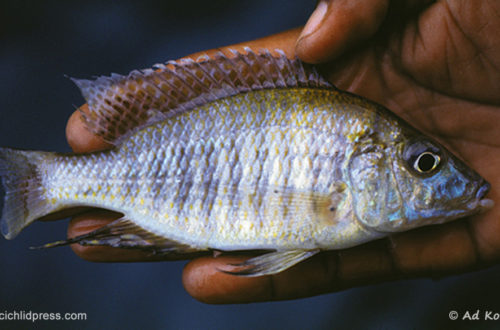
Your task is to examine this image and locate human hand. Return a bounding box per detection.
[65,1,500,304]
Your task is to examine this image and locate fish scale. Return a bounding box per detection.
[0,50,492,276]
[43,89,361,249]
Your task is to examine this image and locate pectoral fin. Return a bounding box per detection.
[221,250,320,277]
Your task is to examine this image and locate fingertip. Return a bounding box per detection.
[295,0,330,63]
[182,256,272,304]
[66,105,112,153]
[296,0,388,63]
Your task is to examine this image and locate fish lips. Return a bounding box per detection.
[476,180,494,211]
[477,180,490,199]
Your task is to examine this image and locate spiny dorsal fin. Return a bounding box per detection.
[72,48,332,144]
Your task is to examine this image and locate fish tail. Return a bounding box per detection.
[0,147,54,239]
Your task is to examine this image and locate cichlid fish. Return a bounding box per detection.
[0,49,493,276]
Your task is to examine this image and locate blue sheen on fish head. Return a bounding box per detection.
[386,137,491,232]
[348,135,491,233]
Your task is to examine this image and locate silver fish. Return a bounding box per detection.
[0,49,493,276]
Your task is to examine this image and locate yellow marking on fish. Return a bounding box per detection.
[347,129,365,142]
[274,145,280,156]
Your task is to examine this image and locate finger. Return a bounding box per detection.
[186,27,301,60]
[183,220,479,303]
[182,245,391,304]
[295,0,388,63]
[66,104,112,153]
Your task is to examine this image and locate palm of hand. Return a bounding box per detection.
[312,0,500,264]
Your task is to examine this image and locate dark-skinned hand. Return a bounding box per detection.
[63,0,500,304]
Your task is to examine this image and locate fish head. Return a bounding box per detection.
[392,137,492,230]
[349,136,492,233]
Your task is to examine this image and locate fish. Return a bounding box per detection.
[0,49,493,277]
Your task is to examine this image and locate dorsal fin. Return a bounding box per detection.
[72,48,332,144]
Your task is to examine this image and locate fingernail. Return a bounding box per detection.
[299,0,329,40]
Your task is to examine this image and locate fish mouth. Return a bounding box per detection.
[477,180,490,199]
[476,180,494,211]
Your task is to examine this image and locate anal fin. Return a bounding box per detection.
[221,250,320,277]
[32,218,201,255]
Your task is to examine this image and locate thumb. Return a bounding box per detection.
[296,0,388,63]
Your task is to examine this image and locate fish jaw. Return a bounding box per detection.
[467,179,494,213]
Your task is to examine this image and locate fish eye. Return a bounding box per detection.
[414,151,440,173]
[403,140,443,176]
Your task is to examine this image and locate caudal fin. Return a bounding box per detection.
[0,147,53,239]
